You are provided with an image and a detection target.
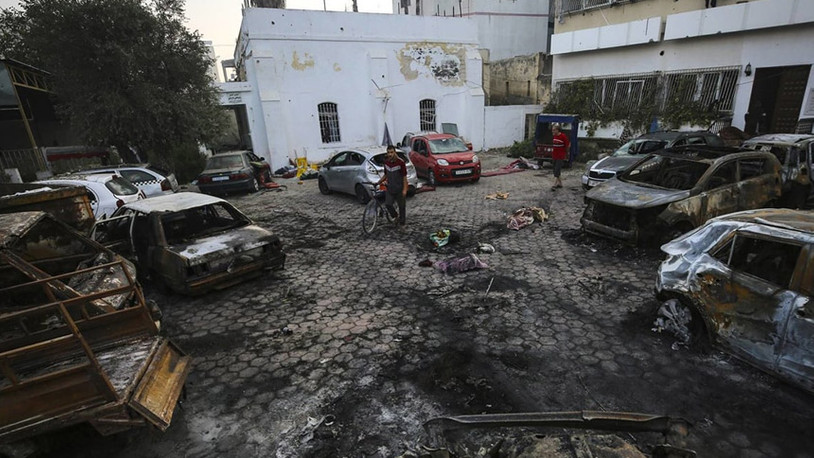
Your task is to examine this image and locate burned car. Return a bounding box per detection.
[655,209,814,393]
[93,192,285,295]
[740,133,814,208]
[581,148,782,245]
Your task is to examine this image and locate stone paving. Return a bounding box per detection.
[16,151,814,457]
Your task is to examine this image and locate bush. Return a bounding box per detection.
[507,138,534,158]
[150,145,207,184]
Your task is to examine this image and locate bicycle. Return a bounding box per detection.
[361,182,395,234]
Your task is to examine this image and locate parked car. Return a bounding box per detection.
[318,147,418,204]
[407,133,480,186]
[655,208,814,393]
[82,164,179,196]
[93,192,285,295]
[582,131,725,190]
[740,133,814,208]
[36,173,144,220]
[581,148,782,245]
[196,151,271,195]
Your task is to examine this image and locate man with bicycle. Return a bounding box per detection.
[376,145,408,227]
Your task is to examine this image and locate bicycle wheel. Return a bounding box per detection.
[362,200,379,234]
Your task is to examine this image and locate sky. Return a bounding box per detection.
[0,0,392,81]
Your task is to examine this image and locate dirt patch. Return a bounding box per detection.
[560,229,662,263]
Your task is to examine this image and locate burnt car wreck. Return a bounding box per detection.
[581,148,782,245]
[655,209,814,393]
[0,212,190,441]
[93,192,285,295]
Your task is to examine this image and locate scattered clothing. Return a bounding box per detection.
[416,185,436,194]
[430,229,451,248]
[507,207,547,230]
[482,157,539,177]
[485,192,509,200]
[433,254,489,274]
[476,242,495,254]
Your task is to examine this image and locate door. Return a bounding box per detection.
[776,244,814,390]
[322,152,348,192]
[700,160,738,219]
[737,156,778,208]
[701,233,805,367]
[747,65,811,134]
[410,139,429,176]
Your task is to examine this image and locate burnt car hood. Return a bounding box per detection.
[586,178,690,209]
[591,155,640,172]
[169,225,273,265]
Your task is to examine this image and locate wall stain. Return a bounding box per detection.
[291,51,315,71]
[333,63,342,72]
[398,42,465,86]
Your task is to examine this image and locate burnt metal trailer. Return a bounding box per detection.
[0,212,190,442]
[0,183,95,234]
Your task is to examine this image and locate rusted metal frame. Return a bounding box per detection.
[0,253,128,296]
[0,360,95,394]
[54,300,119,402]
[7,69,44,169]
[8,65,50,92]
[119,255,158,334]
[0,397,128,442]
[0,334,75,363]
[425,411,690,436]
[0,357,20,385]
[0,283,133,325]
[127,339,192,431]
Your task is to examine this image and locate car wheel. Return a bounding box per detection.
[249,176,260,193]
[655,297,709,350]
[428,170,437,187]
[406,186,416,197]
[471,175,480,183]
[355,184,371,204]
[318,177,332,195]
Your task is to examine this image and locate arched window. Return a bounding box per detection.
[419,99,436,131]
[318,102,341,143]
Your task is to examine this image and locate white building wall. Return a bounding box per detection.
[394,0,551,60]
[551,0,814,133]
[234,9,485,170]
[483,105,543,149]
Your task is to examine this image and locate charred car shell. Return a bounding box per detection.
[581,148,782,245]
[94,192,285,295]
[655,209,814,393]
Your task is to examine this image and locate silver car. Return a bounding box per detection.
[318,147,418,203]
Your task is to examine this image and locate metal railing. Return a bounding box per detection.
[561,0,630,14]
[0,149,47,182]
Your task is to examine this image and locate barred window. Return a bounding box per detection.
[419,99,436,131]
[561,0,621,14]
[318,102,341,143]
[664,68,739,112]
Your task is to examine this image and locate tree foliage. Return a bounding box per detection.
[0,0,226,177]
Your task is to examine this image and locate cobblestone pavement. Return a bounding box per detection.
[15,151,814,457]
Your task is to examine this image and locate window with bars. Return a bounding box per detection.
[419,99,436,132]
[318,102,341,143]
[664,68,739,112]
[561,0,624,14]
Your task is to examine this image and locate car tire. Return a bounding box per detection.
[249,177,260,193]
[656,297,710,351]
[428,170,437,187]
[471,175,480,183]
[355,184,371,204]
[406,186,416,197]
[318,177,332,195]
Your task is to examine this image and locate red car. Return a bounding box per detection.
[406,133,480,186]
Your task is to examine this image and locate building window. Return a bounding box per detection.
[664,67,739,112]
[318,102,341,143]
[419,99,436,131]
[561,0,626,14]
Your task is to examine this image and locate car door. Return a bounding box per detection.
[410,139,428,176]
[777,244,814,389]
[700,231,805,367]
[699,159,738,219]
[322,152,347,192]
[738,156,780,208]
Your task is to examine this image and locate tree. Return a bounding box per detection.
[0,0,227,181]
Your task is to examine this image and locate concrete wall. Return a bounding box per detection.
[233,9,485,170]
[483,105,543,149]
[394,0,552,60]
[489,53,551,106]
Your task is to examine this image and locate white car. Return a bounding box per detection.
[37,173,144,219]
[318,147,419,203]
[82,164,180,197]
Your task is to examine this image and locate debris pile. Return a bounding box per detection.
[507,207,547,230]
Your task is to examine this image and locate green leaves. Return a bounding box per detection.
[0,0,226,176]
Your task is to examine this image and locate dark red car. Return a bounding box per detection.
[406,133,480,186]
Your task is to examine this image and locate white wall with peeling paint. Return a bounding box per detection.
[231,8,485,170]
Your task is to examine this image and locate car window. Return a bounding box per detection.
[206,155,245,170]
[428,137,468,154]
[719,235,803,289]
[86,189,98,204]
[247,152,262,162]
[739,158,768,180]
[371,152,409,166]
[706,161,736,190]
[331,152,351,166]
[687,136,706,145]
[121,170,154,183]
[160,202,249,245]
[413,139,426,153]
[623,155,709,190]
[347,153,364,166]
[672,139,687,147]
[106,177,139,196]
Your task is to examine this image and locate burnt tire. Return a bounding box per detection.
[355,184,371,204]
[318,177,332,195]
[655,297,710,351]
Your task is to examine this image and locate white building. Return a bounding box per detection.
[219,8,485,170]
[550,0,814,137]
[393,0,552,61]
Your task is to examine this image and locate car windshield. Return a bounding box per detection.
[371,151,409,166]
[105,176,139,195]
[612,139,668,157]
[621,155,709,190]
[160,202,249,245]
[428,137,468,154]
[206,155,245,170]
